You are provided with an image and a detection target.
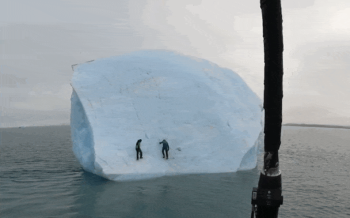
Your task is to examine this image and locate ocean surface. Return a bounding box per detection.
[1,125,349,218]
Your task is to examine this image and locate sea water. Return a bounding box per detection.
[1,125,349,217]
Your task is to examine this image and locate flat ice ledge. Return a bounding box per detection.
[71,50,263,181]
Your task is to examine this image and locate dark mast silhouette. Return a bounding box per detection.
[251,0,284,217]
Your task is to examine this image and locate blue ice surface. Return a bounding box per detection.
[71,50,263,181]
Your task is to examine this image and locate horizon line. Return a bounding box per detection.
[283,123,350,130]
[1,123,350,130]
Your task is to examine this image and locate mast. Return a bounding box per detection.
[251,0,284,217]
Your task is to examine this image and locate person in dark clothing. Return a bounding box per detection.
[135,139,143,160]
[159,139,169,159]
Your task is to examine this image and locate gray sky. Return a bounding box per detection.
[1,0,349,127]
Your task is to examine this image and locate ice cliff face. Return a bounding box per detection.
[71,50,263,181]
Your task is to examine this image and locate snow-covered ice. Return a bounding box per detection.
[71,50,263,181]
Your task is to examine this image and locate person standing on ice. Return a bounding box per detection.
[159,139,169,159]
[135,139,143,160]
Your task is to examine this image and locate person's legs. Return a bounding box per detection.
[166,149,168,159]
[140,149,143,159]
[162,148,165,158]
[136,148,139,160]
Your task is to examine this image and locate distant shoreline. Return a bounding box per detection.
[1,123,350,130]
[0,124,70,130]
[283,123,350,130]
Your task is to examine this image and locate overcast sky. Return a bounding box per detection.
[1,0,349,127]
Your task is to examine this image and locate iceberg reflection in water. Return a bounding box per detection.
[1,126,349,217]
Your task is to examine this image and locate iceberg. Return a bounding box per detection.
[71,50,263,181]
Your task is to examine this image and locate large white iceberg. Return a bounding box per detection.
[71,50,263,181]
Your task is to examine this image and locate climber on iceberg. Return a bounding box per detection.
[159,139,169,159]
[135,139,143,160]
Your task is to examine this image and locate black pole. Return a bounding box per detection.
[251,0,284,217]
